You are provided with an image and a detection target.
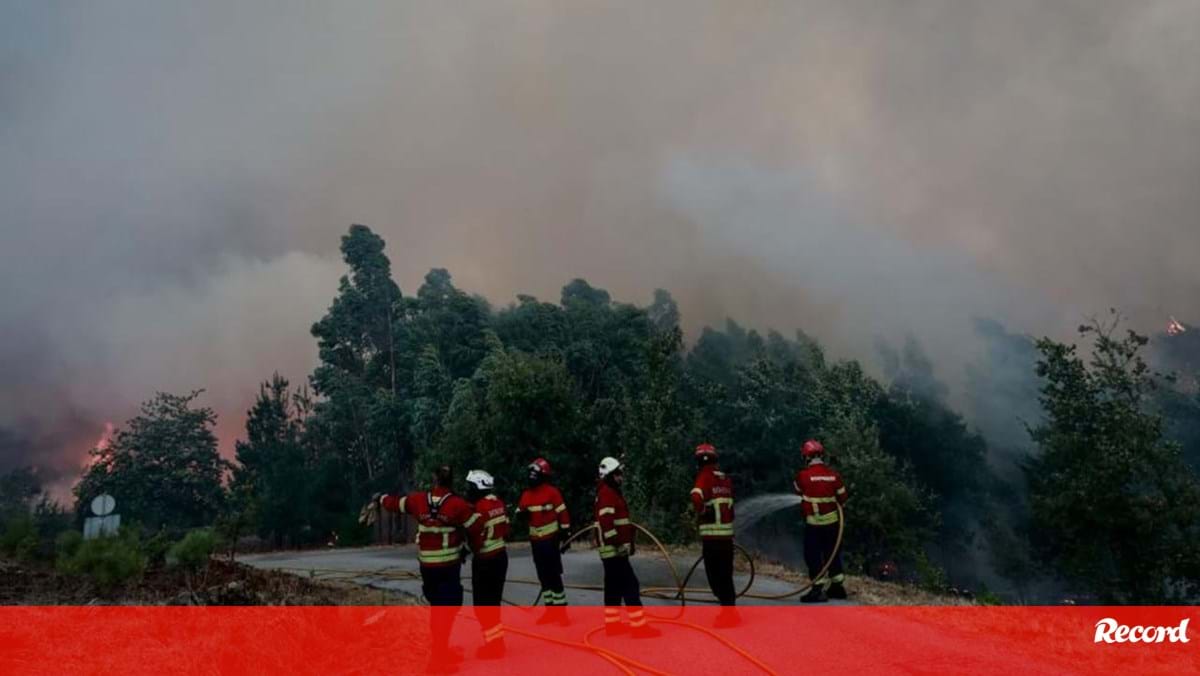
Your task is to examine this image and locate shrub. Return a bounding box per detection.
[55,530,83,559]
[142,528,173,567]
[0,515,39,561]
[166,529,217,572]
[57,531,146,591]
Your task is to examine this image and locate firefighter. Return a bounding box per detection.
[515,457,572,625]
[690,443,739,626]
[463,470,510,659]
[793,440,849,603]
[595,456,660,638]
[362,465,473,671]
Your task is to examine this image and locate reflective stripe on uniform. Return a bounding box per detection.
[480,515,508,553]
[602,529,618,540]
[529,522,560,538]
[805,511,840,526]
[802,495,838,504]
[418,523,459,563]
[526,504,554,512]
[419,547,462,564]
[598,507,616,516]
[598,543,630,559]
[629,609,646,628]
[555,504,567,512]
[463,513,481,528]
[484,624,505,642]
[612,518,631,526]
[700,496,734,537]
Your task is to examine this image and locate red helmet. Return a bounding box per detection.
[529,457,552,476]
[801,440,825,458]
[694,443,718,460]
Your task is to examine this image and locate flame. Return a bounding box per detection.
[94,422,115,451]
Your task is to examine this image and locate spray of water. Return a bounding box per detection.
[733,493,805,534]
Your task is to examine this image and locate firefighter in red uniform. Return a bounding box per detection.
[516,457,572,625]
[595,456,660,638]
[463,470,510,659]
[793,440,849,603]
[362,465,473,671]
[690,443,739,626]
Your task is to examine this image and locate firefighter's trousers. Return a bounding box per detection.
[420,562,463,653]
[531,538,567,605]
[803,522,844,588]
[471,551,508,643]
[702,538,737,606]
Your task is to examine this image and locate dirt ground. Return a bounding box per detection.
[0,556,419,606]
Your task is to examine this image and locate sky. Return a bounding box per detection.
[3,1,1198,495]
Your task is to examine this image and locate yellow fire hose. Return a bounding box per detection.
[273,503,844,675]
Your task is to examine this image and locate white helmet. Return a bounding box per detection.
[466,469,494,491]
[597,456,622,479]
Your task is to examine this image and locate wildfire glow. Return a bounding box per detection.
[93,422,115,452]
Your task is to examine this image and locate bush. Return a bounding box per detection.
[166,529,217,571]
[55,530,83,559]
[0,515,39,561]
[57,531,146,591]
[142,528,173,567]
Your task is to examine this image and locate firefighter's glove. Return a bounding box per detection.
[359,493,383,526]
[558,529,573,554]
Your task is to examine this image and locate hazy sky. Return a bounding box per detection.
[3,1,1198,492]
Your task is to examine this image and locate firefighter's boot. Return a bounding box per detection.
[800,586,828,603]
[631,623,662,639]
[714,607,741,628]
[476,638,507,660]
[827,582,847,600]
[605,622,630,637]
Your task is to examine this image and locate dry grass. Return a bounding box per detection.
[643,543,973,605]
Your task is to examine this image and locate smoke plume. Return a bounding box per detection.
[3,1,1199,492]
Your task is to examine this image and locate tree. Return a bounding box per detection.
[820,415,937,571]
[309,224,407,498]
[231,374,314,546]
[0,466,42,519]
[75,391,227,534]
[1028,313,1200,602]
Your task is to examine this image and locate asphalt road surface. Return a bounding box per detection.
[238,546,1105,676]
[239,543,823,606]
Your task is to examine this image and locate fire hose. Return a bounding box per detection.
[280,503,843,675]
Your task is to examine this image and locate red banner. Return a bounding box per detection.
[1,606,1195,675]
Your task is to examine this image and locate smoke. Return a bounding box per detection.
[4,1,1200,487]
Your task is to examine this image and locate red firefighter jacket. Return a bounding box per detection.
[465,494,510,559]
[381,487,473,567]
[516,483,571,542]
[792,460,848,526]
[594,481,634,559]
[691,464,735,539]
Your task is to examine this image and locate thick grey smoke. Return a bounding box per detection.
[3,1,1199,494]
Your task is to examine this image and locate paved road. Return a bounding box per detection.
[239,543,831,606]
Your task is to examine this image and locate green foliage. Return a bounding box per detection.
[166,529,217,571]
[0,466,42,519]
[55,530,83,559]
[57,530,147,591]
[821,416,937,569]
[0,515,39,560]
[1028,313,1200,602]
[74,391,227,534]
[232,374,316,546]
